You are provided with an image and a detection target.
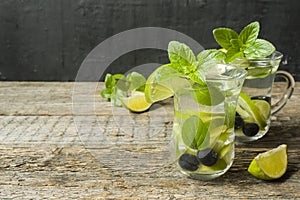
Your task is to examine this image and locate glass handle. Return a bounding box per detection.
[271,70,295,115]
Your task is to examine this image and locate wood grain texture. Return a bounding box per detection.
[0,82,299,199]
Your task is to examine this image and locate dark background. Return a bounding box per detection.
[0,0,299,81]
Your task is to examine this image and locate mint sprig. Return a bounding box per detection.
[167,41,225,85]
[101,72,146,106]
[213,21,276,63]
[101,41,226,107]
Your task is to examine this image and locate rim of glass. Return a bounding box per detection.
[205,64,248,80]
[235,51,283,62]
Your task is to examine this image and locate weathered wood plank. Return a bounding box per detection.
[0,145,298,199]
[0,82,299,199]
[1,82,299,119]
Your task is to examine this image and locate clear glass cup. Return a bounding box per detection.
[171,64,247,180]
[231,51,295,142]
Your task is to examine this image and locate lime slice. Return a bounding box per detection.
[218,143,233,165]
[237,92,267,128]
[248,144,287,180]
[246,66,273,79]
[120,91,151,112]
[253,100,271,120]
[209,125,227,147]
[230,59,274,79]
[144,64,181,103]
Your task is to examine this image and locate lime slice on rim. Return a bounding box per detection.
[144,64,182,103]
[248,144,287,180]
[120,91,151,112]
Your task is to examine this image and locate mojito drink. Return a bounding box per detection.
[172,64,246,180]
[212,21,294,142]
[232,52,282,142]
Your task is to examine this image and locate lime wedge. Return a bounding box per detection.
[144,64,181,103]
[253,100,271,120]
[248,144,287,180]
[237,92,267,128]
[120,91,151,112]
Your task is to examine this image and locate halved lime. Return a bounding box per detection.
[120,91,151,112]
[248,144,287,180]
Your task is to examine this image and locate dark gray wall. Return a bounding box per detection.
[0,0,299,81]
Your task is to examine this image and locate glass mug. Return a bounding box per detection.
[231,51,295,142]
[171,64,247,180]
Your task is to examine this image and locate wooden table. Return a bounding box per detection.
[0,82,299,199]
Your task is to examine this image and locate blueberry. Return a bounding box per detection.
[242,123,259,136]
[235,114,244,129]
[197,148,218,166]
[178,153,200,171]
[251,96,271,104]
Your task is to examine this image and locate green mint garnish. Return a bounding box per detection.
[213,21,276,63]
[101,73,125,106]
[101,72,146,106]
[167,41,226,106]
[168,41,225,86]
[101,41,227,107]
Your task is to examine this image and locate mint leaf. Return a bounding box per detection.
[101,73,113,99]
[101,73,126,106]
[188,72,206,86]
[101,73,125,99]
[101,89,111,99]
[101,72,147,107]
[197,49,226,69]
[230,38,243,49]
[225,47,244,63]
[192,83,225,106]
[213,21,276,63]
[126,72,146,91]
[168,41,197,70]
[244,39,276,59]
[182,115,208,150]
[194,49,226,86]
[111,86,127,107]
[238,21,259,45]
[213,28,239,49]
[168,41,206,85]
